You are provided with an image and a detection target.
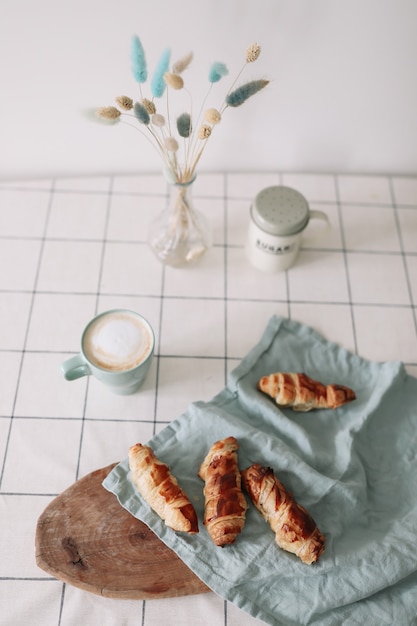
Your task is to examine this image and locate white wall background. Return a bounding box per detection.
[1,0,417,180]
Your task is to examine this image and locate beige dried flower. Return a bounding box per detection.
[198,124,212,140]
[96,106,121,120]
[115,96,133,110]
[246,43,261,63]
[204,108,221,125]
[172,51,193,74]
[164,72,184,90]
[165,136,179,152]
[151,113,166,127]
[142,98,156,114]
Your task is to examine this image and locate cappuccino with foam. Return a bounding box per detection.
[83,310,153,371]
[61,309,154,394]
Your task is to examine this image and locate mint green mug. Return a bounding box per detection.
[61,309,154,395]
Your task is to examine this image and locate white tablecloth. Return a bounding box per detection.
[1,171,416,626]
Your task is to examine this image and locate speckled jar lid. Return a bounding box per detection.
[250,186,310,236]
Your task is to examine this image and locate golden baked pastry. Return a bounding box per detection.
[241,464,325,564]
[198,436,247,547]
[128,443,199,534]
[258,372,356,411]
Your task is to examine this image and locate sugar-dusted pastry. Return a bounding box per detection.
[198,436,247,547]
[128,443,199,534]
[241,464,325,564]
[258,372,355,411]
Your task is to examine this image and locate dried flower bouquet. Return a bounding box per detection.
[96,37,269,184]
[95,37,269,266]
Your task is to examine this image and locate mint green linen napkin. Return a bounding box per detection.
[103,316,417,626]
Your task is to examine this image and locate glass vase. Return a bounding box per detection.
[148,177,211,268]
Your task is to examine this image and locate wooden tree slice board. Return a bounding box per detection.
[35,463,210,599]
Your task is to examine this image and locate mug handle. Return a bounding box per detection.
[302,209,330,246]
[61,354,91,381]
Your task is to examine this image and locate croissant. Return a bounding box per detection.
[128,443,198,534]
[258,372,355,411]
[198,436,247,547]
[241,464,325,564]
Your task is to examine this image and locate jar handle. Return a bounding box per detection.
[302,210,330,246]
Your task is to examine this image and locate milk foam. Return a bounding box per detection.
[83,312,152,371]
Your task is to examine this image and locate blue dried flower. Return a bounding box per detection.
[131,36,147,83]
[177,113,192,138]
[226,79,269,107]
[208,62,228,83]
[151,48,171,98]
[133,102,150,125]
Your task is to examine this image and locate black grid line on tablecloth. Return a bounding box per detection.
[389,176,417,333]
[0,179,55,489]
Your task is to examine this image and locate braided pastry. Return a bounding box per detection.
[198,437,247,547]
[241,464,325,564]
[128,443,199,534]
[258,372,355,411]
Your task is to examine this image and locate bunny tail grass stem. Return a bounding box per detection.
[177,113,192,165]
[219,62,247,113]
[185,82,213,170]
[181,89,194,166]
[208,62,228,83]
[119,119,166,157]
[131,35,147,83]
[124,111,167,157]
[189,141,208,176]
[193,82,213,132]
[165,87,173,140]
[225,79,269,108]
[187,122,212,176]
[151,48,171,98]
